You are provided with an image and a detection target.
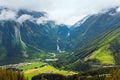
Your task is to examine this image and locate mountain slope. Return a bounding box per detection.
[0,7,71,64]
[70,7,120,50]
[73,25,120,65]
[1,7,120,65]
[88,28,120,65]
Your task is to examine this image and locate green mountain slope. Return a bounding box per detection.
[88,44,115,64]
[75,26,120,65]
[70,7,120,50]
[1,7,120,65]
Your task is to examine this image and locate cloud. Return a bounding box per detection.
[0,9,48,24]
[0,9,17,21]
[17,14,34,24]
[117,7,120,12]
[0,0,120,25]
[0,8,48,24]
[17,14,49,24]
[36,17,48,24]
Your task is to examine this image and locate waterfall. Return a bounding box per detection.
[67,32,70,37]
[57,44,62,53]
[56,40,62,53]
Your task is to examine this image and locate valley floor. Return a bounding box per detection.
[1,61,120,80]
[1,62,77,80]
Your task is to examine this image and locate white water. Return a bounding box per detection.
[57,44,62,53]
[67,32,70,37]
[56,40,62,53]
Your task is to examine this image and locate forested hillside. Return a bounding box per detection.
[0,68,27,80]
[32,67,120,80]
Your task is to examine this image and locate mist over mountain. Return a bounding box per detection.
[0,6,120,65]
[0,7,72,64]
[67,7,120,66]
[70,7,120,50]
[1,0,120,79]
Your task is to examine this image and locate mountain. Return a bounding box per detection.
[0,7,71,64]
[46,7,120,72]
[69,7,120,50]
[66,7,120,66]
[84,25,120,65]
[0,7,120,65]
[72,25,120,64]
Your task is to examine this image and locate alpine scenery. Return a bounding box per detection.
[0,0,120,80]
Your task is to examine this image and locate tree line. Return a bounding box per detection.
[32,68,120,80]
[0,68,28,80]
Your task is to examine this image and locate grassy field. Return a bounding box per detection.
[20,62,46,71]
[24,65,77,80]
[89,44,115,64]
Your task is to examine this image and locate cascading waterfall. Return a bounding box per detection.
[56,40,62,53]
[67,32,70,37]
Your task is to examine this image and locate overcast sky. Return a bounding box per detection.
[0,0,120,25]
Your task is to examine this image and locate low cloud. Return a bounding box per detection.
[117,7,120,12]
[17,14,49,24]
[17,14,34,24]
[0,8,48,24]
[36,17,48,24]
[0,0,120,25]
[0,9,17,21]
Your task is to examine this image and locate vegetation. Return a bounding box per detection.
[32,73,80,80]
[1,7,120,80]
[24,65,77,80]
[70,26,120,67]
[89,44,115,64]
[65,60,92,72]
[32,67,120,80]
[0,68,27,80]
[20,62,46,71]
[105,69,120,80]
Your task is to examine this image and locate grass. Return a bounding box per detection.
[89,44,115,64]
[24,65,77,80]
[20,62,46,71]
